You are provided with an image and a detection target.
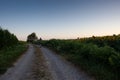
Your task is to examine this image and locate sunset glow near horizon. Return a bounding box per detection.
[0,0,120,41]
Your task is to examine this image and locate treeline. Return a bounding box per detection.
[78,34,120,52]
[0,27,18,49]
[40,34,120,80]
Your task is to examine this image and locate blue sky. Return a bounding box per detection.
[0,0,120,40]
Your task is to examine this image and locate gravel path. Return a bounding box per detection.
[41,47,94,80]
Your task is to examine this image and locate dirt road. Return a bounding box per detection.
[0,44,94,80]
[0,44,52,80]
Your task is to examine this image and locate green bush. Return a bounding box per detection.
[0,27,25,74]
[0,27,18,49]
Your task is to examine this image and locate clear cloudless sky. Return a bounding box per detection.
[0,0,120,41]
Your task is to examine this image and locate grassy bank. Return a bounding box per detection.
[40,39,120,80]
[0,42,28,74]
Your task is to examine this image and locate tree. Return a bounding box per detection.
[39,37,42,41]
[0,27,18,49]
[27,32,38,43]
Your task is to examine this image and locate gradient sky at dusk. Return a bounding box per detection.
[0,0,120,40]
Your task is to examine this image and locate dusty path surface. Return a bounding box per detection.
[0,45,52,80]
[41,47,94,80]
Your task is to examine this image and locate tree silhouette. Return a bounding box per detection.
[0,27,18,49]
[27,32,38,43]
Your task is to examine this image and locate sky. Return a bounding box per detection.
[0,0,120,41]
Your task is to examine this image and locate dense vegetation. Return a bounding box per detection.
[40,34,120,80]
[0,27,18,49]
[0,28,27,74]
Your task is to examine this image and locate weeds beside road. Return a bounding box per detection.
[0,42,28,74]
